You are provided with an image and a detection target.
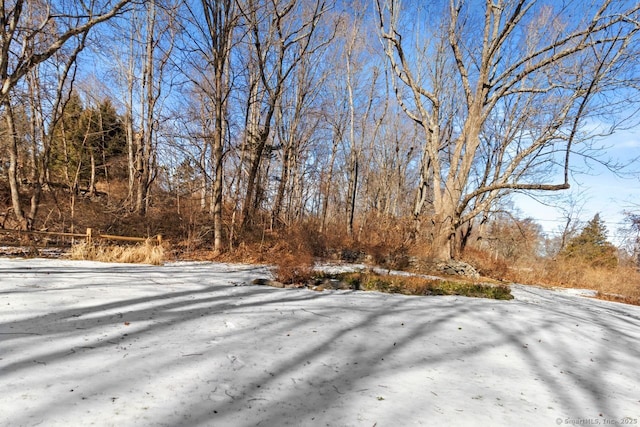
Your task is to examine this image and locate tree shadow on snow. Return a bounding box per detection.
[1,261,639,426]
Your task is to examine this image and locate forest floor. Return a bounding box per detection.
[1,257,639,426]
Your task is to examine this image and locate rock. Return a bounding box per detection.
[436,260,480,279]
[251,278,285,288]
[320,278,354,290]
[340,249,365,263]
[252,276,357,292]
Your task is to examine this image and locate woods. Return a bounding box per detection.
[1,0,640,263]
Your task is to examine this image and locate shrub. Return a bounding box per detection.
[274,251,314,284]
[272,226,315,284]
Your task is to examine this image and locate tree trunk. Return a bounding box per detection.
[320,134,339,233]
[134,130,146,213]
[200,144,208,211]
[240,74,263,227]
[241,132,267,227]
[133,0,158,216]
[212,67,225,255]
[4,99,28,229]
[346,152,358,236]
[413,156,432,218]
[125,111,135,206]
[272,143,290,227]
[430,218,455,260]
[88,147,96,196]
[429,191,460,260]
[212,139,224,254]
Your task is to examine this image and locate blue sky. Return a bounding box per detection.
[513,127,640,244]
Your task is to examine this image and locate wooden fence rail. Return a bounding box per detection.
[0,228,162,245]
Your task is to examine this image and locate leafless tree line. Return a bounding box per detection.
[1,0,639,260]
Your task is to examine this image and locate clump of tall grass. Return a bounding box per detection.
[69,240,164,265]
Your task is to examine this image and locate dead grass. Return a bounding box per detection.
[460,247,510,280]
[537,261,640,306]
[68,241,165,265]
[463,248,640,306]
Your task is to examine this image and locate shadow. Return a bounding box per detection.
[1,259,639,426]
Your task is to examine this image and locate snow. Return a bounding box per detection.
[1,258,639,427]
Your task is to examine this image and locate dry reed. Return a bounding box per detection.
[464,249,640,305]
[69,240,164,265]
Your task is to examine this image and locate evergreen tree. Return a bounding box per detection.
[95,99,126,159]
[85,99,127,181]
[561,213,618,268]
[49,94,127,187]
[49,92,86,186]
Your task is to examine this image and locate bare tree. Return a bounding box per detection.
[343,7,379,237]
[1,0,126,229]
[237,0,331,228]
[271,54,323,228]
[0,0,131,105]
[317,86,346,234]
[376,0,640,260]
[621,211,640,267]
[134,0,158,215]
[110,0,177,216]
[135,0,178,215]
[362,109,418,219]
[316,33,349,234]
[176,0,240,253]
[2,98,23,227]
[269,8,336,229]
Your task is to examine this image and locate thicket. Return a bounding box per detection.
[1,180,639,305]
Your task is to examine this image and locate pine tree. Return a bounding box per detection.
[49,93,86,186]
[49,94,127,187]
[561,213,618,268]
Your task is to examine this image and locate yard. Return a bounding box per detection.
[1,258,639,426]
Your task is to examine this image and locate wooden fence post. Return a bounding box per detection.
[86,228,92,244]
[156,235,163,246]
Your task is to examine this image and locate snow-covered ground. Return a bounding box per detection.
[1,258,639,427]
